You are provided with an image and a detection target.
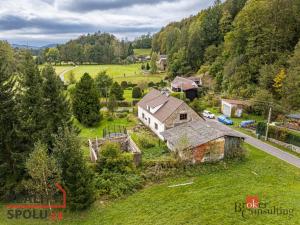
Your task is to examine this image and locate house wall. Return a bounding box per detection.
[138,106,165,139]
[164,103,201,129]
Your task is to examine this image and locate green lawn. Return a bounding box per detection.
[74,114,138,140]
[1,143,299,224]
[39,65,74,75]
[61,64,165,84]
[134,48,151,56]
[131,130,169,161]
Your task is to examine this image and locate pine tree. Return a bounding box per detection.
[0,41,20,198]
[107,94,117,114]
[110,82,124,100]
[17,51,45,147]
[53,127,95,211]
[150,53,158,73]
[72,73,101,126]
[41,64,73,148]
[146,62,150,71]
[132,86,142,98]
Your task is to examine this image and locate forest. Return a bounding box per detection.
[38,31,135,65]
[152,0,300,111]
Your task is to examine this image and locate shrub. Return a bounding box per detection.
[95,171,143,198]
[189,99,207,114]
[148,81,155,87]
[96,142,135,174]
[138,137,155,149]
[115,112,127,118]
[121,81,128,89]
[256,122,300,147]
[132,86,142,98]
[118,101,132,107]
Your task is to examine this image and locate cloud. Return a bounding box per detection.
[0,15,97,33]
[60,0,180,12]
[0,0,213,46]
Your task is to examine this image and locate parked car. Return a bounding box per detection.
[240,120,255,128]
[218,115,233,125]
[203,110,215,119]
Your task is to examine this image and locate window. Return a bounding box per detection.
[155,123,158,130]
[142,113,145,119]
[148,118,151,124]
[180,113,187,120]
[204,152,211,162]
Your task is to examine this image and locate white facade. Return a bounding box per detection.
[221,100,243,118]
[138,106,165,140]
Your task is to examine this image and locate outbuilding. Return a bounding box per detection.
[221,99,250,118]
[161,120,244,163]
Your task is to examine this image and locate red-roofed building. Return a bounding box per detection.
[171,76,201,101]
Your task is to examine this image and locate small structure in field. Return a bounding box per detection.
[156,55,167,71]
[171,76,201,101]
[88,127,141,166]
[161,120,244,163]
[221,99,250,118]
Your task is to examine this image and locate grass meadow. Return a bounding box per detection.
[1,143,299,225]
[133,48,151,56]
[60,64,165,84]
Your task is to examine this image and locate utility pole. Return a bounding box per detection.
[265,106,272,141]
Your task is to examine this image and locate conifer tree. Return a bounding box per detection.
[72,73,100,126]
[0,41,20,198]
[17,51,45,147]
[41,64,73,147]
[110,82,124,100]
[53,127,95,210]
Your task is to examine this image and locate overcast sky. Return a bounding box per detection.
[0,0,213,47]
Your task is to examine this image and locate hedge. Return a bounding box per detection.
[256,122,300,147]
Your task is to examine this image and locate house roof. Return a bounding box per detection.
[171,76,198,91]
[222,99,250,106]
[187,76,201,82]
[287,114,300,120]
[161,120,244,148]
[137,89,185,122]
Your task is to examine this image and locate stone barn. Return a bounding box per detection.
[161,120,244,163]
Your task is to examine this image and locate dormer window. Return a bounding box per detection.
[180,113,187,120]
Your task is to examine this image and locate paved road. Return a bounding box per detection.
[207,120,300,169]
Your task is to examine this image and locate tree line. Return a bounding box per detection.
[0,41,94,210]
[152,0,300,112]
[37,31,134,65]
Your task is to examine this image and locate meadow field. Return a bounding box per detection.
[51,64,165,84]
[1,144,299,225]
[133,48,151,56]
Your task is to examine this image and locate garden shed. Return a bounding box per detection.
[221,99,250,118]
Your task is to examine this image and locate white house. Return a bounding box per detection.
[137,89,202,139]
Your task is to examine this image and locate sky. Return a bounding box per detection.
[0,0,213,47]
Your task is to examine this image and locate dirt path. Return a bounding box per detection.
[59,65,78,82]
